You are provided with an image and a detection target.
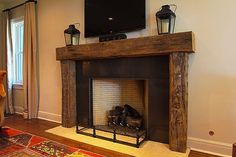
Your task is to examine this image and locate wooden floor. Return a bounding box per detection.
[3,115,221,157]
[189,151,221,157]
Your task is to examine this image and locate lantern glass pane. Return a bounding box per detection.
[72,34,80,45]
[157,18,162,34]
[65,33,72,46]
[161,19,169,34]
[170,15,176,33]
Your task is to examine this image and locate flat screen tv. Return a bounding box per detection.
[85,0,146,38]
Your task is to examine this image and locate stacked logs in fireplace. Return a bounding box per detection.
[108,104,143,130]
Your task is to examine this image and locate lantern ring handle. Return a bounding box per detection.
[170,4,177,13]
[159,4,177,13]
[73,23,80,27]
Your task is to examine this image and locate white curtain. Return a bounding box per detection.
[23,2,39,119]
[0,11,14,114]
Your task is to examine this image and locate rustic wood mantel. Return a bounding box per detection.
[56,31,194,60]
[56,31,195,153]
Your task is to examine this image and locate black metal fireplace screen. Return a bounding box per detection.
[76,104,146,147]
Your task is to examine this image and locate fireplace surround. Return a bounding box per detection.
[56,32,195,152]
[76,56,169,147]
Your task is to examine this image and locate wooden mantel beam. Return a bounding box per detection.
[56,31,195,61]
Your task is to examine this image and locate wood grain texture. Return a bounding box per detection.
[233,143,236,157]
[56,32,195,61]
[169,53,189,152]
[61,60,76,128]
[189,150,222,157]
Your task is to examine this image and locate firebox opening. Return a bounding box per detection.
[87,78,148,147]
[92,79,148,131]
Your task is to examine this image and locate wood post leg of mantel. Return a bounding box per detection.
[169,53,189,152]
[61,60,76,128]
[233,143,236,157]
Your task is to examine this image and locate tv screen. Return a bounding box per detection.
[85,0,146,38]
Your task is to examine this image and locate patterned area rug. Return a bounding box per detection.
[0,127,105,157]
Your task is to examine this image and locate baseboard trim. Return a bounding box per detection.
[188,137,232,157]
[38,111,61,124]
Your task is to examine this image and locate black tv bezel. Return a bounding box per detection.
[84,0,146,38]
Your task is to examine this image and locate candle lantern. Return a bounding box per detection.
[156,5,176,35]
[64,24,80,46]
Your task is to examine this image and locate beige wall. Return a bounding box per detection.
[3,0,25,8]
[37,0,84,122]
[1,0,236,156]
[0,4,4,11]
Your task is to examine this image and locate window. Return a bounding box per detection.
[11,18,24,84]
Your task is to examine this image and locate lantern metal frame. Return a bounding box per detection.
[156,4,177,35]
[64,24,81,46]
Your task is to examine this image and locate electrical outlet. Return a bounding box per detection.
[209,130,215,136]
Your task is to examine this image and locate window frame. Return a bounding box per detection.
[11,16,24,86]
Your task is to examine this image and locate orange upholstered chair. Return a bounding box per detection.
[0,71,7,129]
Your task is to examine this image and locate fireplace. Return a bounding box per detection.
[76,56,169,146]
[56,32,195,152]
